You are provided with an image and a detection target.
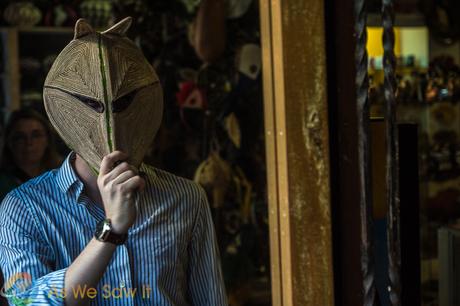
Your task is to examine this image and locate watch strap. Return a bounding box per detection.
[105,231,128,245]
[94,219,128,245]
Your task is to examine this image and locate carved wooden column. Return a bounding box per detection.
[260,0,334,305]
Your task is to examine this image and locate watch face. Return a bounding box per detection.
[95,220,111,241]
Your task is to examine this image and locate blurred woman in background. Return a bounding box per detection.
[0,108,62,200]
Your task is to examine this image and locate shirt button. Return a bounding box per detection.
[120,281,126,288]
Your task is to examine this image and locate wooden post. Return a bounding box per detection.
[260,1,334,305]
[0,28,20,120]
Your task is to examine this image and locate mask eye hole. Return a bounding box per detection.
[44,86,105,113]
[112,83,159,113]
[112,90,137,113]
[79,96,104,113]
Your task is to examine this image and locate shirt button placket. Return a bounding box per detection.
[118,244,135,306]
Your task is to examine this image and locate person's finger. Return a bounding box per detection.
[104,162,138,183]
[99,151,128,175]
[111,169,137,186]
[119,176,145,194]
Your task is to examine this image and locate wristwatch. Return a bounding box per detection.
[94,219,128,245]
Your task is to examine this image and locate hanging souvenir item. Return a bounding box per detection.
[236,44,261,81]
[176,82,206,110]
[176,81,207,126]
[209,44,261,125]
[80,0,113,28]
[231,166,252,224]
[224,113,241,149]
[226,0,253,19]
[43,2,78,27]
[217,44,261,114]
[194,147,253,224]
[4,2,42,26]
[43,17,163,171]
[194,150,232,208]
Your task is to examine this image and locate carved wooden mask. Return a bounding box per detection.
[43,17,163,171]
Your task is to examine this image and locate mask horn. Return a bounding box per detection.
[74,18,95,39]
[102,17,133,36]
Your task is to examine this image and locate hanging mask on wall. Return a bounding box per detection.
[176,80,207,128]
[227,0,253,19]
[224,113,241,149]
[236,43,261,81]
[43,17,163,171]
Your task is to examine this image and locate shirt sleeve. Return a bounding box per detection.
[0,193,67,305]
[187,186,228,306]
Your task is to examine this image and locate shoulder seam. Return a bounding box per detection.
[9,188,55,251]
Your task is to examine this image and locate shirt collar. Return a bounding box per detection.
[56,152,82,195]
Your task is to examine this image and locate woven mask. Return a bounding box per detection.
[44,17,163,172]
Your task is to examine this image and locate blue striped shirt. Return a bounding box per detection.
[0,153,228,305]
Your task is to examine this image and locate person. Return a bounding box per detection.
[0,17,227,305]
[0,108,61,200]
[0,109,61,306]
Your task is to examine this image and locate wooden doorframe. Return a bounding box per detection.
[259,1,335,305]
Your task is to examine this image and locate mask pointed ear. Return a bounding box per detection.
[102,17,133,36]
[74,18,95,39]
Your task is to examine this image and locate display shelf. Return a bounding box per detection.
[0,26,73,122]
[1,26,73,33]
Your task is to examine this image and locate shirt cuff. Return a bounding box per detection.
[4,268,68,305]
